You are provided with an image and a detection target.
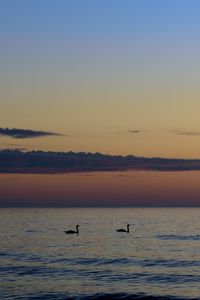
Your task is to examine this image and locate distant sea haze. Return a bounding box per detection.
[1,149,200,173]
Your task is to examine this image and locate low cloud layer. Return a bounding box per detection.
[1,149,200,174]
[0,128,62,139]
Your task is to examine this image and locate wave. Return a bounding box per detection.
[69,257,132,266]
[80,295,197,300]
[139,259,200,268]
[0,253,131,266]
[3,292,197,300]
[2,264,200,285]
[0,251,47,263]
[1,292,195,300]
[157,234,200,241]
[0,265,61,276]
[2,251,200,271]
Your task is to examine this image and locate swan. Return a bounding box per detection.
[64,225,79,234]
[116,224,130,233]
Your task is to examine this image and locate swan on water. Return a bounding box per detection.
[116,224,130,233]
[64,225,79,234]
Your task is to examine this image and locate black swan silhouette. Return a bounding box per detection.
[64,225,79,234]
[116,224,130,233]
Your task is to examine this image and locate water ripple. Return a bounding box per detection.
[157,234,200,241]
[2,292,196,300]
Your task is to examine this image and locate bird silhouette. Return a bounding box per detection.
[64,225,79,234]
[116,224,130,233]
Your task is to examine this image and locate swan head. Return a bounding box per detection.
[76,225,80,228]
[127,224,130,227]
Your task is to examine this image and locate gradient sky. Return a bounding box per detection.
[1,171,200,207]
[1,1,200,206]
[1,0,200,158]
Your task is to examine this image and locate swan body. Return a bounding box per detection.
[65,225,79,234]
[116,224,130,233]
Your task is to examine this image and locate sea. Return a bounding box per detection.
[1,207,200,300]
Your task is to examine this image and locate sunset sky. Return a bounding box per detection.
[1,1,200,206]
[1,0,200,158]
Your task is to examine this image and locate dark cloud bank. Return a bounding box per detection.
[0,128,62,139]
[1,150,200,174]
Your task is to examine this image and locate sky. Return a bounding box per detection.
[1,0,200,206]
[1,0,200,158]
[1,171,200,207]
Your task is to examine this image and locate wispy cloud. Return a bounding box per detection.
[0,147,25,152]
[170,129,200,136]
[128,129,149,134]
[0,128,63,139]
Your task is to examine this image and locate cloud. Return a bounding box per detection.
[170,129,200,136]
[0,148,26,152]
[1,150,200,173]
[128,129,149,134]
[0,128,63,139]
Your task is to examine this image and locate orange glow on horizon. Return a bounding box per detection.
[1,171,200,207]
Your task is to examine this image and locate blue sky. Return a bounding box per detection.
[1,0,200,36]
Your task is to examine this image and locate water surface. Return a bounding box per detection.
[1,208,200,299]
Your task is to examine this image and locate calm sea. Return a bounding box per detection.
[1,208,200,300]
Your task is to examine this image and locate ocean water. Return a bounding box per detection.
[1,208,200,300]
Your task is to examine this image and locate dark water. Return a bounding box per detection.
[1,208,200,299]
